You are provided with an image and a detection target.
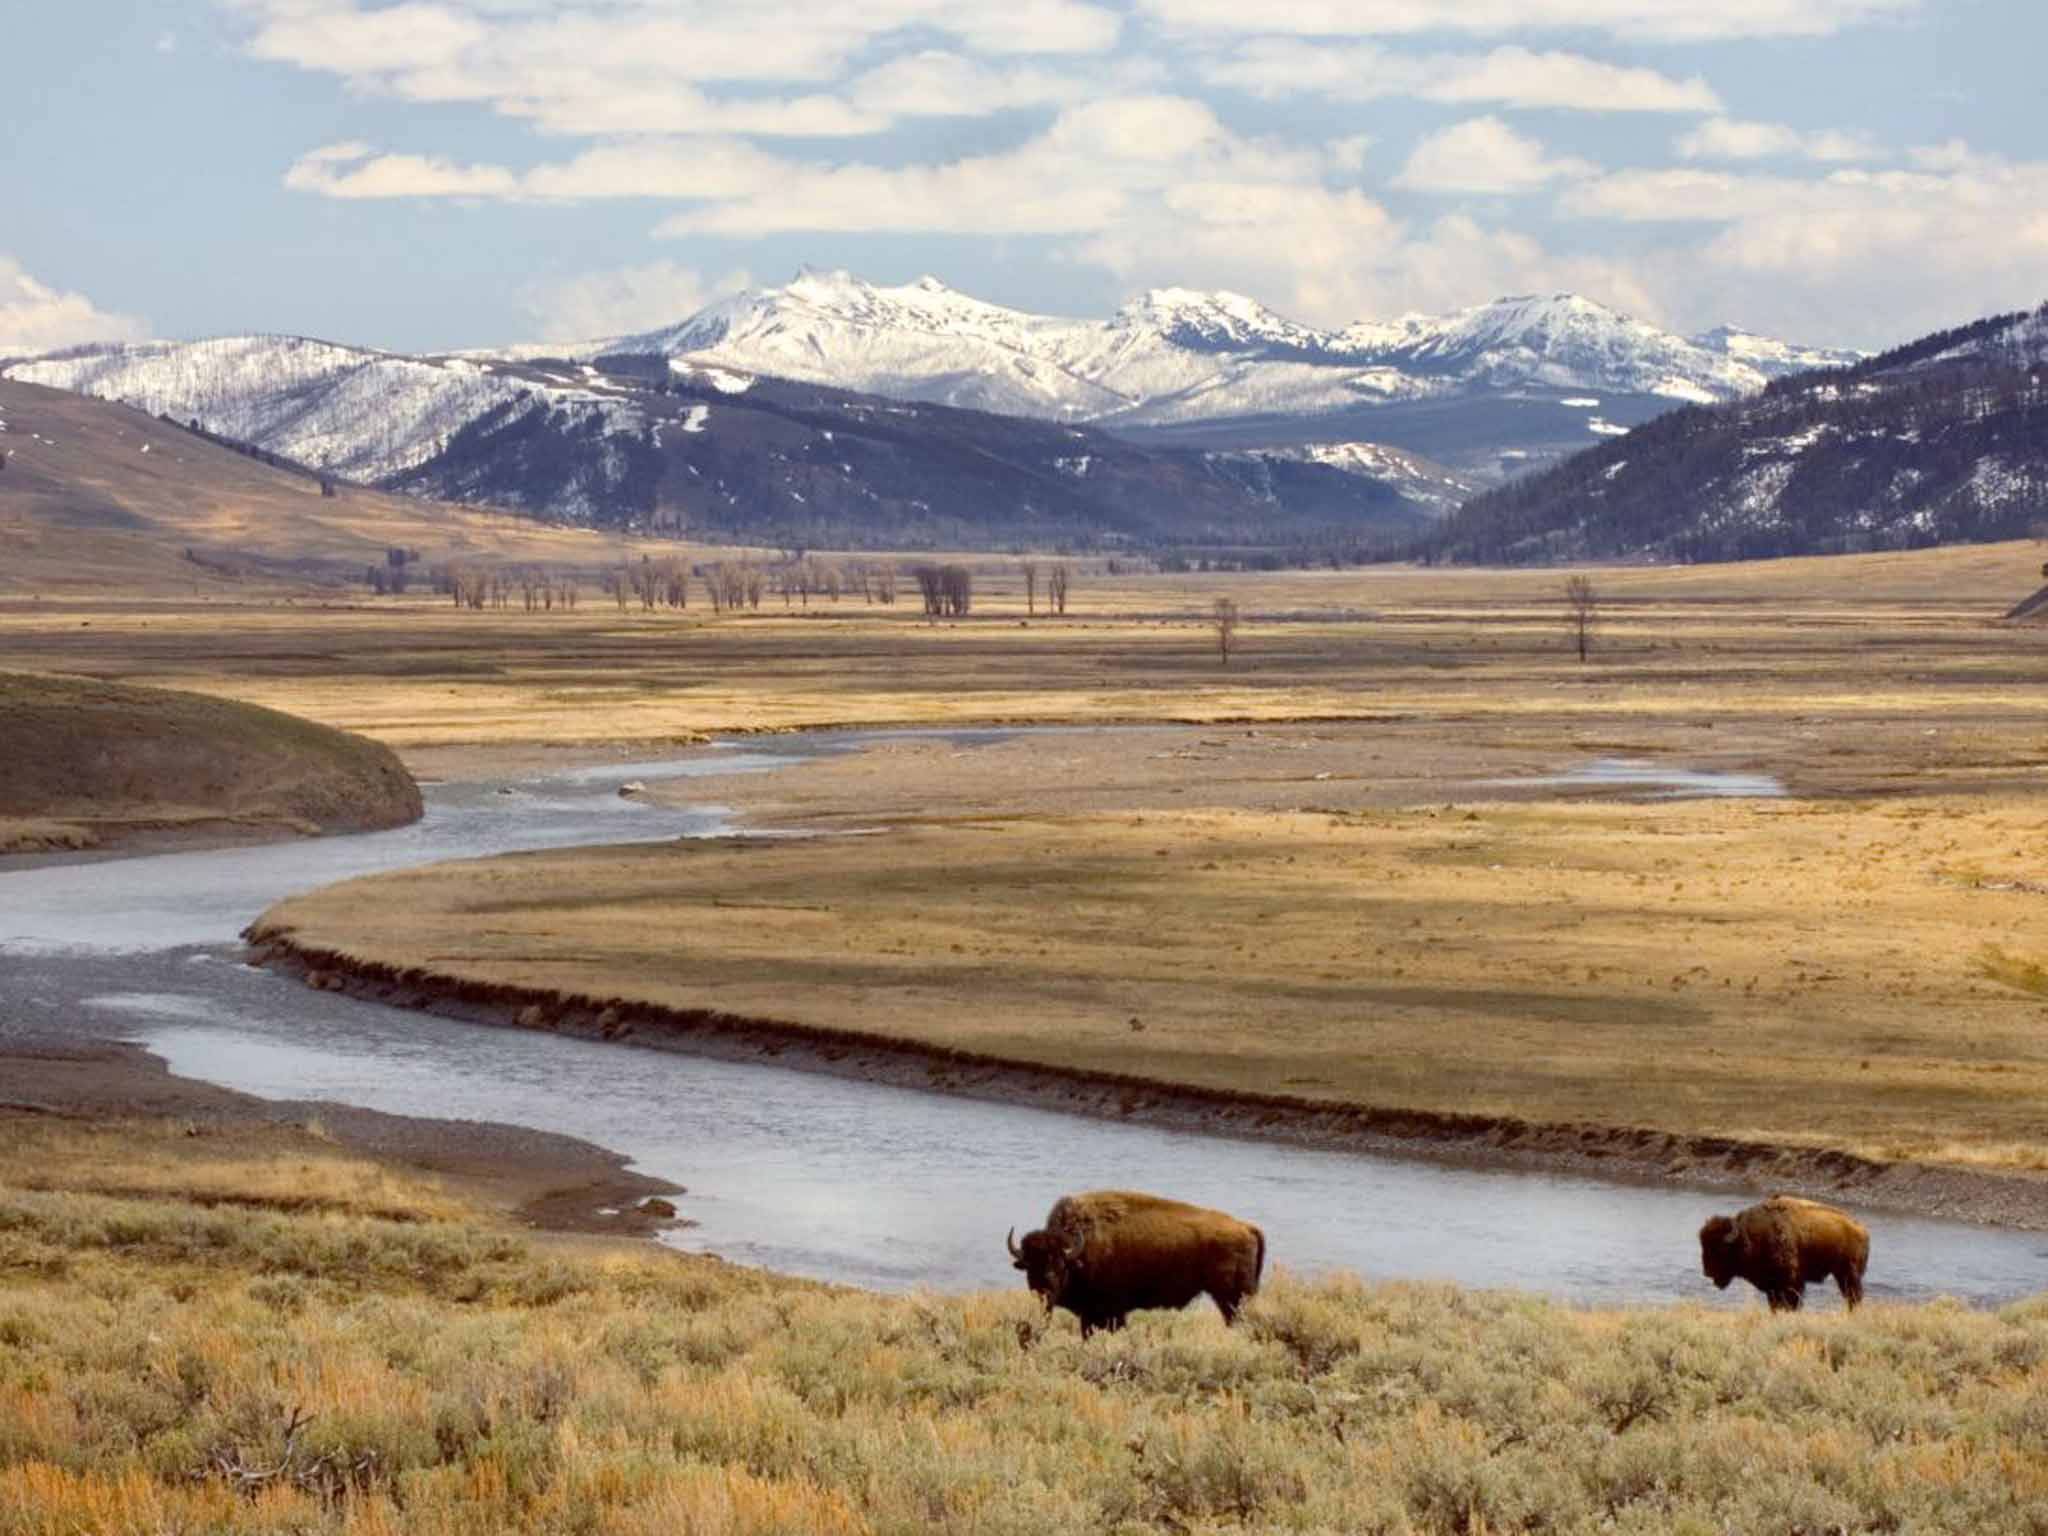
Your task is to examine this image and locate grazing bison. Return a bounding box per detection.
[1007,1189,1265,1339]
[1699,1195,1870,1312]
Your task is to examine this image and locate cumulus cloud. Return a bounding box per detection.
[1558,147,2048,341]
[1675,117,1879,162]
[522,261,751,342]
[1138,0,1920,42]
[0,258,148,355]
[229,0,1120,137]
[1394,117,1596,194]
[1206,42,1720,113]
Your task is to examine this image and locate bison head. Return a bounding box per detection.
[1699,1215,1739,1289]
[1008,1225,1084,1310]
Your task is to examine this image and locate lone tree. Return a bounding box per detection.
[1212,596,1240,666]
[1022,560,1039,615]
[1563,574,1599,662]
[1047,561,1072,615]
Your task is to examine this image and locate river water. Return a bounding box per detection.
[2,737,2040,1306]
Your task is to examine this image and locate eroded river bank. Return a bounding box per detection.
[4,728,2043,1303]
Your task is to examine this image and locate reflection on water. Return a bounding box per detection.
[4,735,2040,1304]
[1483,758,1786,799]
[123,998,2048,1304]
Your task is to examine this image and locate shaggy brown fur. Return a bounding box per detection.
[1009,1190,1265,1339]
[1700,1195,1870,1311]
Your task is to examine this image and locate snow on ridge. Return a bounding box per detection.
[3,333,644,482]
[617,269,1840,430]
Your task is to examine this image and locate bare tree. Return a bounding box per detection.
[1047,562,1071,616]
[940,564,972,616]
[1212,596,1240,666]
[875,563,898,606]
[1563,574,1599,663]
[1022,560,1039,615]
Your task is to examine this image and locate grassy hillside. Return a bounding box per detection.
[0,672,420,853]
[3,1113,2046,1535]
[0,379,701,595]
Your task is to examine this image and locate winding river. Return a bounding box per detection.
[3,736,2041,1306]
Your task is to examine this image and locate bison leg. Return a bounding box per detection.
[1213,1290,1242,1327]
[1767,1285,1803,1313]
[1836,1266,1864,1311]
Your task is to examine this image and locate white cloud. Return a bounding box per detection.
[847,51,1090,120]
[1394,116,1596,194]
[523,262,751,342]
[1558,147,2048,341]
[1207,41,1720,113]
[0,258,148,355]
[283,142,519,199]
[1139,0,1920,42]
[229,0,1120,137]
[1675,117,1879,162]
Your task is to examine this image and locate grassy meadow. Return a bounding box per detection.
[0,541,2041,761]
[253,788,2048,1174]
[6,1116,2048,1536]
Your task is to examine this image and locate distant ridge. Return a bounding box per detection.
[611,268,1860,448]
[1403,304,2048,566]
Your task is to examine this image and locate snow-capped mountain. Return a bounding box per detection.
[0,337,1436,549]
[0,268,1867,546]
[612,269,1858,450]
[6,336,647,515]
[1410,302,2047,566]
[1689,325,1866,382]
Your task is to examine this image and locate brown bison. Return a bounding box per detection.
[1699,1195,1870,1311]
[1007,1189,1265,1339]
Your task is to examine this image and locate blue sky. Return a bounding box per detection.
[4,0,2043,355]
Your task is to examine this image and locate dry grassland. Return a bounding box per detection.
[254,789,2048,1174]
[0,541,2042,766]
[6,1115,2048,1536]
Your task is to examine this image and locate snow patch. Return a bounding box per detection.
[681,405,709,434]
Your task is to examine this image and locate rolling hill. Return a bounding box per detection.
[1404,304,2048,566]
[4,350,1445,555]
[0,379,693,593]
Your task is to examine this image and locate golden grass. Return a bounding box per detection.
[0,1119,472,1225]
[0,540,2042,757]
[5,1118,2048,1534]
[255,793,2048,1172]
[0,819,94,854]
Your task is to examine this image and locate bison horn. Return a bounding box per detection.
[1006,1227,1022,1260]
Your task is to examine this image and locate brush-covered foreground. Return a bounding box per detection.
[4,1119,2048,1535]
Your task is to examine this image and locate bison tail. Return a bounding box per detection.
[1251,1224,1267,1292]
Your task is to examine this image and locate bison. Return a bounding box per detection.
[1699,1195,1870,1312]
[1007,1189,1265,1339]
